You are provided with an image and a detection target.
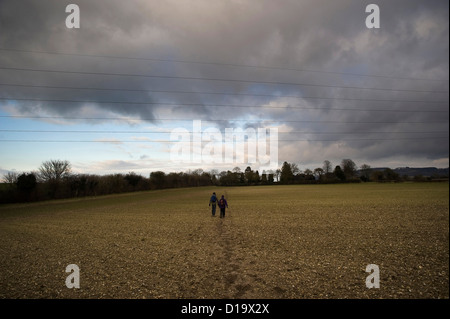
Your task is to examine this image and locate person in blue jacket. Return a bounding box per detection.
[209,192,217,217]
[218,195,228,218]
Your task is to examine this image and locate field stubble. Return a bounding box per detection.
[0,183,448,299]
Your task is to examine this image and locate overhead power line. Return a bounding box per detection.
[0,137,448,143]
[0,83,448,104]
[0,47,448,83]
[0,97,447,113]
[1,66,448,94]
[1,129,447,134]
[1,115,448,124]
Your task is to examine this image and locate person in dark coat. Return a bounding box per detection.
[209,192,217,217]
[218,195,228,218]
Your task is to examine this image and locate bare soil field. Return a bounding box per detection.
[0,183,448,299]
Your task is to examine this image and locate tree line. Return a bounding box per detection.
[0,160,216,203]
[0,158,443,203]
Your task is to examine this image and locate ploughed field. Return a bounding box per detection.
[0,183,448,299]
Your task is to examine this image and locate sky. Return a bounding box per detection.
[0,0,448,176]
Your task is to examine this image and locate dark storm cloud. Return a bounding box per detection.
[0,0,448,166]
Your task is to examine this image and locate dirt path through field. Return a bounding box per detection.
[210,211,278,299]
[215,216,254,298]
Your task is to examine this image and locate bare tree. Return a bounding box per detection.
[314,167,324,180]
[192,168,203,176]
[323,160,332,174]
[275,169,281,182]
[290,163,300,175]
[2,171,18,184]
[38,160,72,182]
[209,169,219,177]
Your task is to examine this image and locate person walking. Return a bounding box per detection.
[218,195,228,218]
[209,192,217,217]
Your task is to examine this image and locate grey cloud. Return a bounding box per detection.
[0,0,448,167]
